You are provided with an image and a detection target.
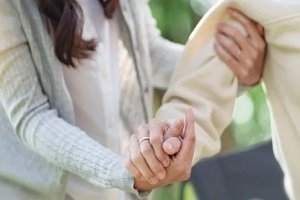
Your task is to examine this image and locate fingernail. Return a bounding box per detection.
[162,159,169,167]
[158,171,166,180]
[150,177,158,185]
[165,143,173,151]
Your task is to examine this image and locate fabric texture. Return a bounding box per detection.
[0,0,183,199]
[156,0,300,199]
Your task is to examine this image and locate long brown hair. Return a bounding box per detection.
[37,0,119,67]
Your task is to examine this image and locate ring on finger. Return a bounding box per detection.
[139,136,150,144]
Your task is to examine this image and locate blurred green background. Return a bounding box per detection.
[149,0,271,199]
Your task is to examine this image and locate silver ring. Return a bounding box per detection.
[139,136,150,144]
[235,49,241,57]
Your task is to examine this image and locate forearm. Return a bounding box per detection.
[0,42,135,193]
[151,38,184,90]
[156,28,239,165]
[143,0,184,89]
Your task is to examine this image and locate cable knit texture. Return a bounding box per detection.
[0,0,183,199]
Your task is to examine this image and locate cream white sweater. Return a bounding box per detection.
[157,0,300,199]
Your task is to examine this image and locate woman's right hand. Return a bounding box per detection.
[214,8,267,86]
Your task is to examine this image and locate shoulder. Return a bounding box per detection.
[0,1,18,19]
[0,0,26,52]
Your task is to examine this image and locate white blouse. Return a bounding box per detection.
[62,1,128,199]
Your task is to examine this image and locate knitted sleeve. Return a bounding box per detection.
[143,1,184,90]
[0,0,138,194]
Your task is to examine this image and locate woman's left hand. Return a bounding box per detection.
[214,8,267,86]
[124,118,183,184]
[126,109,195,191]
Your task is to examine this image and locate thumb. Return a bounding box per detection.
[162,117,184,155]
[163,136,182,155]
[176,108,195,159]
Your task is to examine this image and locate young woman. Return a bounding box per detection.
[0,0,265,200]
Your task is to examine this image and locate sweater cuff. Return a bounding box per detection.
[108,158,151,199]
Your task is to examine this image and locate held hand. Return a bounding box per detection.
[124,117,183,184]
[214,8,267,86]
[133,109,195,191]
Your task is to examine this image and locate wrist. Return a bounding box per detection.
[134,178,154,191]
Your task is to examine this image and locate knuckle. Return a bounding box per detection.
[131,153,142,163]
[124,158,132,169]
[168,126,177,136]
[173,122,181,130]
[156,151,167,162]
[150,135,161,145]
[130,134,134,140]
[149,120,158,128]
[129,134,136,142]
[254,41,266,52]
[187,133,196,143]
[167,126,177,135]
[244,20,251,27]
[152,163,163,172]
[228,42,236,50]
[137,124,147,132]
[258,43,266,51]
[136,125,143,133]
[226,57,235,65]
[133,134,138,140]
[145,172,155,180]
[232,29,239,38]
[182,170,191,181]
[133,173,143,180]
[132,170,141,178]
[141,145,152,155]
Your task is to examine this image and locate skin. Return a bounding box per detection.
[125,8,267,187]
[214,8,266,86]
[125,109,195,190]
[125,119,182,184]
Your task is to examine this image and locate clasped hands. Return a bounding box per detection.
[124,108,196,191]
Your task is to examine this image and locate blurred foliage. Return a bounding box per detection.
[149,0,271,199]
[232,84,271,148]
[149,0,199,44]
